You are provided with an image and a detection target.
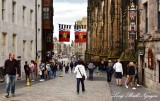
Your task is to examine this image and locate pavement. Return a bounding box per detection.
[0,70,160,101]
[0,71,112,101]
[100,71,160,101]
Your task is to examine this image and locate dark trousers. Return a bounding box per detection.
[41,70,45,79]
[89,69,94,80]
[25,73,30,81]
[135,74,139,84]
[76,78,85,93]
[107,72,112,82]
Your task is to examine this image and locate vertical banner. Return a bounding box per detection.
[129,2,137,36]
[59,24,71,42]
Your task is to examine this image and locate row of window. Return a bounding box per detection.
[1,0,41,27]
[1,33,34,58]
[143,0,160,33]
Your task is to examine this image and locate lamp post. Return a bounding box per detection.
[35,0,38,60]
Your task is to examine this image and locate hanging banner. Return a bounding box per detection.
[59,24,71,42]
[129,2,137,36]
[74,25,86,43]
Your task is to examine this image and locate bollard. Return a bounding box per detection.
[26,77,31,86]
[60,71,63,77]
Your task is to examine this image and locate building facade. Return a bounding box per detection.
[86,0,123,63]
[138,0,160,92]
[75,17,87,60]
[87,0,160,92]
[42,0,54,62]
[0,0,42,78]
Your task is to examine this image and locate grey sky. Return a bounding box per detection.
[53,0,87,43]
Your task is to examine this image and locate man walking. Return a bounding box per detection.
[4,53,20,98]
[88,61,95,80]
[113,59,123,86]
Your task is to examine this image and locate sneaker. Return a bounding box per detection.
[39,79,43,81]
[125,85,128,88]
[42,79,45,81]
[5,94,9,98]
[137,84,141,87]
[132,87,136,90]
[12,94,15,97]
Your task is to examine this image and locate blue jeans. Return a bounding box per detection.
[6,74,16,94]
[76,78,85,93]
[89,69,94,80]
[52,70,56,78]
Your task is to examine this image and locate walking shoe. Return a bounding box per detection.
[39,79,43,81]
[12,94,15,97]
[77,92,79,94]
[132,87,136,90]
[5,94,9,98]
[125,85,128,88]
[137,84,141,87]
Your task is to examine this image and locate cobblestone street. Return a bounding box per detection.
[0,71,112,101]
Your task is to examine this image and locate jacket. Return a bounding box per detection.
[74,65,87,79]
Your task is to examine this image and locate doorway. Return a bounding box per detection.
[158,61,160,83]
[140,55,144,85]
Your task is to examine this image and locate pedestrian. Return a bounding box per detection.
[88,61,95,80]
[124,63,130,88]
[135,63,141,87]
[106,60,114,82]
[4,53,20,98]
[113,59,123,86]
[65,63,69,73]
[39,61,45,81]
[70,61,74,72]
[125,62,136,89]
[30,60,35,81]
[24,61,31,81]
[53,63,57,78]
[59,62,63,71]
[46,62,51,79]
[74,60,87,94]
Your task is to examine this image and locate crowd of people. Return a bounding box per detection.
[3,52,141,98]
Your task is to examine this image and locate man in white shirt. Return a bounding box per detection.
[113,59,123,86]
[74,61,87,94]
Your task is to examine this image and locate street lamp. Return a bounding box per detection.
[35,0,38,60]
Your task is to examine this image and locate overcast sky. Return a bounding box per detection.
[53,0,87,43]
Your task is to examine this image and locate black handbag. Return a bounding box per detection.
[78,68,85,80]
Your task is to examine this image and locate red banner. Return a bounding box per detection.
[74,31,86,43]
[59,30,70,42]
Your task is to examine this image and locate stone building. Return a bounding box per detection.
[42,0,54,62]
[86,0,139,71]
[86,0,123,63]
[74,17,87,60]
[138,0,160,92]
[0,0,42,78]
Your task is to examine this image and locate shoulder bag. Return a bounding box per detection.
[78,68,85,80]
